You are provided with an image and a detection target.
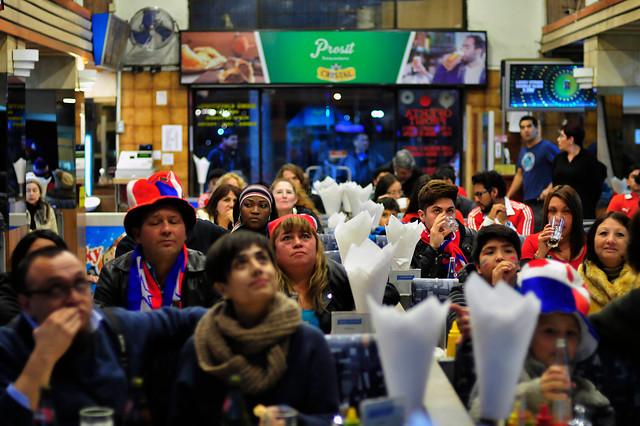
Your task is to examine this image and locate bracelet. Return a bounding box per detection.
[533,252,540,259]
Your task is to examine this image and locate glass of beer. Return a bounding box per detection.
[443,51,462,70]
[547,217,564,248]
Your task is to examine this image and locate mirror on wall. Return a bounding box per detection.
[24,89,77,214]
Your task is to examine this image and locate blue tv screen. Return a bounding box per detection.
[508,63,597,109]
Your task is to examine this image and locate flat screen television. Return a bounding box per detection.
[502,60,597,111]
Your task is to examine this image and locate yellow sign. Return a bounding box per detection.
[317,66,356,82]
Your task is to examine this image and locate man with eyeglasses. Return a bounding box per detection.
[0,247,206,425]
[467,170,534,236]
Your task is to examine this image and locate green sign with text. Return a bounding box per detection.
[259,31,410,84]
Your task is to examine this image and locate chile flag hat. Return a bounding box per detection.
[517,258,598,362]
[124,171,196,237]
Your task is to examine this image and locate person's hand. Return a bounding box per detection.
[535,224,556,258]
[224,209,234,224]
[32,307,83,364]
[488,203,507,225]
[429,213,448,250]
[540,365,572,402]
[450,303,471,342]
[491,260,519,286]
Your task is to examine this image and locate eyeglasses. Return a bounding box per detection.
[26,280,93,300]
[388,190,404,197]
[473,188,493,198]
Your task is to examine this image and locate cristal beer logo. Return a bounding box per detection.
[310,38,356,82]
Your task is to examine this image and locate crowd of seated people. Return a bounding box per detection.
[3,143,640,425]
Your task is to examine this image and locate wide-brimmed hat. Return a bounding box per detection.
[518,258,598,362]
[124,171,196,237]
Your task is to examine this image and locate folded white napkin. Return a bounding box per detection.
[315,178,343,215]
[465,273,541,421]
[192,155,211,185]
[13,158,26,184]
[344,239,396,310]
[327,212,347,230]
[341,182,373,215]
[367,294,450,413]
[334,211,375,262]
[357,199,384,230]
[385,215,425,269]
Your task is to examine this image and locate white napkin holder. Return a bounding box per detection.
[360,397,406,425]
[388,269,421,295]
[331,311,373,334]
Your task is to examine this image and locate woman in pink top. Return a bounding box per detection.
[521,185,586,269]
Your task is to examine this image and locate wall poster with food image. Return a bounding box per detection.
[180,30,486,86]
[181,32,264,85]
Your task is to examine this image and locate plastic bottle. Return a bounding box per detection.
[124,377,152,426]
[447,256,457,278]
[446,320,460,357]
[222,375,251,426]
[33,385,57,426]
[344,406,360,426]
[536,403,552,426]
[551,339,571,425]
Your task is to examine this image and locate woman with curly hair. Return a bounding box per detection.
[269,214,354,333]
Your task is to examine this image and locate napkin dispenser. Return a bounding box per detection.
[331,312,373,334]
[389,269,421,295]
[411,278,457,306]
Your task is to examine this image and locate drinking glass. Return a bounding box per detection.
[548,217,564,248]
[79,407,114,426]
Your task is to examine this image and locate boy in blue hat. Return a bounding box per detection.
[469,259,614,424]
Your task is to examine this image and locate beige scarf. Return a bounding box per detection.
[579,261,640,313]
[194,293,302,394]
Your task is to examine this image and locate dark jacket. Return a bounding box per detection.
[169,324,340,426]
[0,307,206,426]
[115,219,228,258]
[94,249,218,310]
[318,259,356,333]
[410,222,476,279]
[0,274,19,326]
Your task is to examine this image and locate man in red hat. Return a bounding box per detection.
[94,171,219,311]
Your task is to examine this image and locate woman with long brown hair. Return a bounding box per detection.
[521,185,586,269]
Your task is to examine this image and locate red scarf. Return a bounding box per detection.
[420,227,467,273]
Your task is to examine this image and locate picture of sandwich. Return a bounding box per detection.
[181,44,227,71]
